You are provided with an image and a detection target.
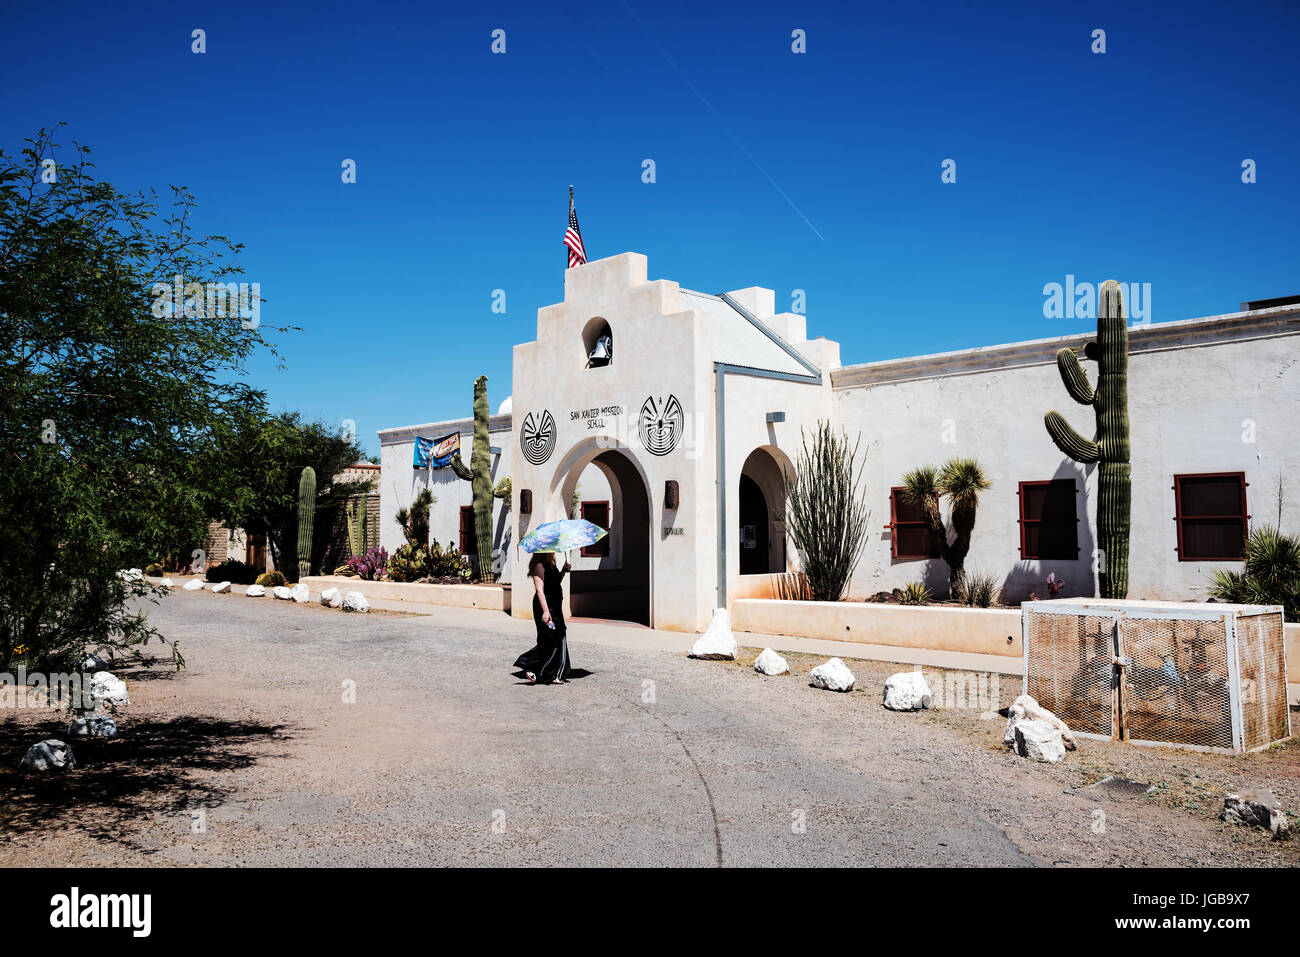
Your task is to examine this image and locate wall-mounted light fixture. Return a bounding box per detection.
[664,480,680,510]
[489,446,502,455]
[766,412,786,423]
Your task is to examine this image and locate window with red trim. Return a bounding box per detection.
[459,506,475,556]
[580,501,610,557]
[889,487,939,560]
[1018,480,1079,560]
[1174,472,1248,561]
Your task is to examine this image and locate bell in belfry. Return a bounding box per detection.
[588,333,612,367]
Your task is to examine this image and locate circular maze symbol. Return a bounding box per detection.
[638,394,684,456]
[520,410,556,466]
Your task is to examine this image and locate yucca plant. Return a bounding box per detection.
[900,457,991,601]
[899,581,932,605]
[395,488,435,546]
[784,422,871,602]
[1208,525,1300,621]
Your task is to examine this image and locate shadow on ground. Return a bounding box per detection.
[0,714,292,852]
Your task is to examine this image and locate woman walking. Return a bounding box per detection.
[514,552,578,684]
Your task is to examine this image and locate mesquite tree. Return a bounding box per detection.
[783,423,871,602]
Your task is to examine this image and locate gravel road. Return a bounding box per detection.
[1,589,1296,867]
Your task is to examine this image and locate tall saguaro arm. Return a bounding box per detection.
[1043,280,1131,598]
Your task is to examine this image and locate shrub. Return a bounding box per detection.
[255,571,286,587]
[784,422,871,602]
[144,563,164,577]
[1208,525,1300,622]
[205,559,258,585]
[899,581,932,606]
[428,539,472,579]
[964,573,999,607]
[347,546,388,581]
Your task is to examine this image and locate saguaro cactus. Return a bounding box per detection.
[450,375,512,581]
[1044,280,1131,598]
[296,466,316,581]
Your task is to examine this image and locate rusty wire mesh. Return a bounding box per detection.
[1121,615,1234,751]
[1235,612,1290,751]
[1025,611,1114,738]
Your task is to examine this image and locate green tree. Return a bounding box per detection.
[203,409,372,579]
[900,457,991,601]
[0,127,282,672]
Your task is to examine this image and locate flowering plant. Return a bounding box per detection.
[1046,572,1065,598]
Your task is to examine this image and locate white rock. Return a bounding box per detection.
[320,587,342,608]
[68,716,118,738]
[272,585,294,600]
[82,654,109,673]
[1006,694,1076,750]
[1220,788,1289,839]
[19,739,76,772]
[883,670,933,711]
[342,591,370,613]
[182,578,205,591]
[160,578,174,588]
[1012,719,1066,763]
[810,657,856,692]
[211,581,231,593]
[688,608,737,660]
[291,583,310,603]
[245,584,266,597]
[754,648,789,676]
[118,568,144,583]
[87,671,129,708]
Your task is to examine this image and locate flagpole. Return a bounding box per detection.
[567,185,573,275]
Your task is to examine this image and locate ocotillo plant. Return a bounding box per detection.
[1044,279,1131,598]
[450,375,511,581]
[296,466,316,581]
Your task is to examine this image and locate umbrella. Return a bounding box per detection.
[517,518,607,555]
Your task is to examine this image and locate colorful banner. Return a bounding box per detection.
[413,436,435,469]
[429,432,461,469]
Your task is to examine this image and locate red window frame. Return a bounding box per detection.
[459,506,475,556]
[1017,479,1080,560]
[580,501,610,557]
[888,487,940,560]
[1173,472,1249,561]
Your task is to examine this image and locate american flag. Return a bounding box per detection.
[564,189,587,268]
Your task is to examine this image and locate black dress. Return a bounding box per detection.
[513,561,577,682]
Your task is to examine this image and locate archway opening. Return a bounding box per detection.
[739,447,791,575]
[564,449,649,625]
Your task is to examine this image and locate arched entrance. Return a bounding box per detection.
[738,447,792,576]
[556,447,651,625]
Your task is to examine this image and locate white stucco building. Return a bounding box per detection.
[379,252,1300,633]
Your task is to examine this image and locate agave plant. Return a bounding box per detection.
[900,457,991,601]
[899,581,932,606]
[784,423,872,602]
[1208,525,1300,621]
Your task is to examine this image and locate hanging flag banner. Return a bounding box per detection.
[413,435,435,469]
[428,432,461,469]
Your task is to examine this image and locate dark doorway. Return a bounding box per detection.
[738,474,770,575]
[568,450,650,625]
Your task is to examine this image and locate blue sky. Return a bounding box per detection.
[3,0,1297,456]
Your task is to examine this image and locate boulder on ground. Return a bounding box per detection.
[688,608,737,660]
[272,585,294,600]
[883,671,933,711]
[1221,788,1289,840]
[342,591,370,613]
[82,654,109,673]
[68,715,118,739]
[118,568,144,583]
[182,578,204,591]
[754,648,789,675]
[19,739,76,772]
[1003,694,1076,751]
[291,583,310,604]
[246,584,266,597]
[810,657,856,692]
[1011,719,1065,763]
[87,671,129,708]
[160,578,174,588]
[320,587,342,608]
[211,581,231,594]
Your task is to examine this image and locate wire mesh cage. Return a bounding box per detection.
[1023,598,1290,753]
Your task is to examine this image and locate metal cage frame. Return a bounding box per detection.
[1022,598,1289,754]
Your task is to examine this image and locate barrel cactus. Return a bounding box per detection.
[1044,280,1131,598]
[296,466,316,582]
